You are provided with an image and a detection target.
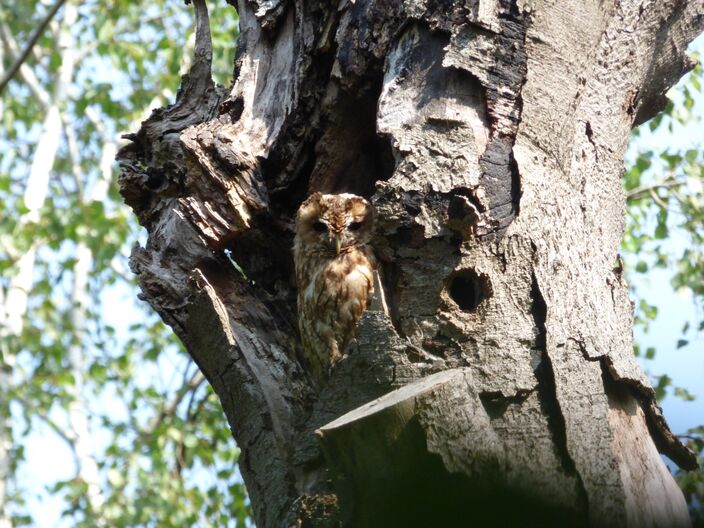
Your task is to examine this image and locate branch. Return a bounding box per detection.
[0,237,19,262]
[0,0,67,94]
[648,187,669,210]
[190,0,213,71]
[15,398,78,455]
[626,179,686,202]
[675,434,701,441]
[138,368,206,440]
[0,20,51,106]
[186,388,209,423]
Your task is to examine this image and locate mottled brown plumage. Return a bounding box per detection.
[293,193,376,386]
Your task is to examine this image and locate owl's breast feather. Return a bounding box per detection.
[344,264,374,298]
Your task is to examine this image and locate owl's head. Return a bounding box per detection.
[295,193,374,255]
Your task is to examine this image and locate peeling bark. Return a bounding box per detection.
[118,0,702,526]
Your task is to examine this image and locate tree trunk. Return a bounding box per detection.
[117,0,702,526]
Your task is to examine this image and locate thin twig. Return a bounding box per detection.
[15,397,77,450]
[0,20,51,106]
[187,389,210,423]
[670,187,690,210]
[648,187,669,210]
[675,434,701,441]
[139,369,206,439]
[0,0,67,94]
[626,179,685,202]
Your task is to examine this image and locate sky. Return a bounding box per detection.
[634,268,703,435]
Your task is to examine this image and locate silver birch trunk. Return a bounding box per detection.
[65,112,116,515]
[118,0,703,526]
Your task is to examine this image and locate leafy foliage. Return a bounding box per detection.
[676,427,704,527]
[623,47,703,520]
[0,1,250,526]
[624,57,703,379]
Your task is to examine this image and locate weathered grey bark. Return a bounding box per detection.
[118,0,703,526]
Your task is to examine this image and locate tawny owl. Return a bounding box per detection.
[293,193,376,386]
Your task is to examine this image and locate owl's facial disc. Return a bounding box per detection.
[336,219,368,252]
[295,192,374,256]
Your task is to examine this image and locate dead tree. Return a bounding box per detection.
[118,0,702,526]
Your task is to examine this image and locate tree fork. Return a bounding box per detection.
[118,0,703,525]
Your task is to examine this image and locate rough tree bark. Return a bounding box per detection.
[118,0,702,526]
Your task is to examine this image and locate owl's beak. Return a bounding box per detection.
[335,237,342,255]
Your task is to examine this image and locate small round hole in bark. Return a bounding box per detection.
[448,270,491,312]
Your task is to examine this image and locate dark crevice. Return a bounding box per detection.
[534,353,590,523]
[530,273,547,351]
[508,147,521,218]
[479,389,533,420]
[400,191,423,215]
[307,76,396,198]
[450,186,484,213]
[388,225,426,249]
[534,359,576,479]
[268,139,320,217]
[219,95,244,122]
[225,214,296,299]
[448,269,491,312]
[530,273,590,518]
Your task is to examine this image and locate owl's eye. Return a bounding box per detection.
[313,221,327,232]
[348,221,363,231]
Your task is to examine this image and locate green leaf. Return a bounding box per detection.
[654,375,672,401]
[654,208,669,239]
[97,19,115,42]
[673,386,696,401]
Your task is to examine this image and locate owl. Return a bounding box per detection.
[293,192,376,387]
